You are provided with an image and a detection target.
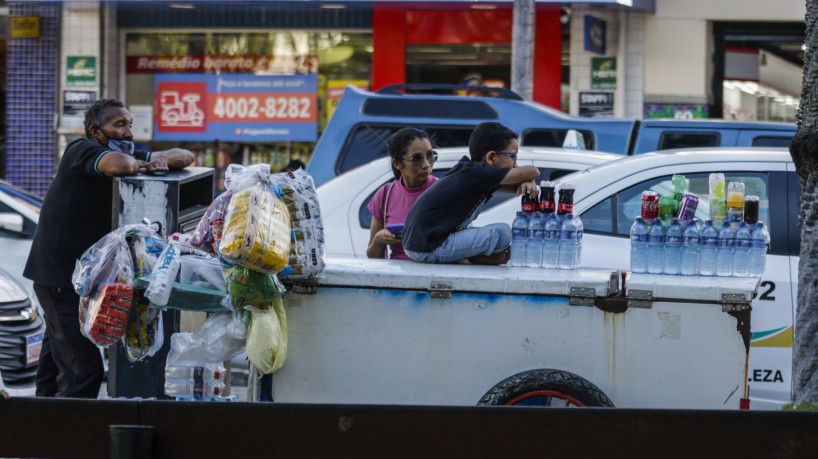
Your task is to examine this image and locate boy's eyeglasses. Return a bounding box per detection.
[485,151,518,162]
[403,150,438,165]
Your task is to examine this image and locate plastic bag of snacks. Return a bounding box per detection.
[273,168,326,280]
[219,164,291,273]
[73,224,163,346]
[224,265,280,309]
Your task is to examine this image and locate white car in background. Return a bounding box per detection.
[0,179,43,395]
[474,148,797,409]
[318,147,623,258]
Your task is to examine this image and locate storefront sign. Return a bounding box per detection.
[153,74,318,142]
[10,16,39,39]
[66,56,97,88]
[579,92,614,118]
[128,55,317,74]
[591,57,616,90]
[63,90,96,117]
[584,16,606,55]
[644,103,709,120]
[129,105,154,142]
[326,80,369,124]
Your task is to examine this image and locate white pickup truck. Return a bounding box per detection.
[272,258,756,409]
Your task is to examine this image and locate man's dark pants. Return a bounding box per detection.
[33,283,103,398]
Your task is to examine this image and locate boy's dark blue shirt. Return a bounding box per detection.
[403,156,509,253]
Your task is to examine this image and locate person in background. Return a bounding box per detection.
[282,159,306,173]
[367,128,439,260]
[23,99,195,398]
[403,122,539,265]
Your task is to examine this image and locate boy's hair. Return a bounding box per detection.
[468,122,518,162]
[84,99,125,138]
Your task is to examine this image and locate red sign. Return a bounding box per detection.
[154,82,208,133]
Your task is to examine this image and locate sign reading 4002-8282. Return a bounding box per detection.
[154,73,318,142]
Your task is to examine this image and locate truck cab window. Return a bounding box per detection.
[658,133,720,150]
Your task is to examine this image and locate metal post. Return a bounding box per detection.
[109,425,153,459]
[511,0,535,101]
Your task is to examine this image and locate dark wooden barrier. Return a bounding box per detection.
[2,398,818,458]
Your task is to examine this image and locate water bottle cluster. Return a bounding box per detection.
[630,218,767,277]
[510,182,582,269]
[164,362,228,401]
[631,173,768,277]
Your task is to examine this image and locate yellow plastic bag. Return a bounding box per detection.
[219,182,291,273]
[246,299,288,374]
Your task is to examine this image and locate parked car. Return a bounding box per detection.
[306,84,796,187]
[0,180,43,395]
[318,146,622,258]
[473,148,797,409]
[0,266,44,396]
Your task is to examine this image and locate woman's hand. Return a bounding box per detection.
[373,228,401,246]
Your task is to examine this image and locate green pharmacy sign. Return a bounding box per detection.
[67,56,97,88]
[591,57,616,90]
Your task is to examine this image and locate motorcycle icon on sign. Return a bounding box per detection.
[160,91,205,127]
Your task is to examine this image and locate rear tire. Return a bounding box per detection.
[477,369,615,407]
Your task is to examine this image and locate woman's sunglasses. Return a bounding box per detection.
[402,150,439,165]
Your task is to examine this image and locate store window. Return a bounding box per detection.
[124,31,372,191]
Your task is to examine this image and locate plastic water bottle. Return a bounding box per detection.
[732,222,752,277]
[630,217,649,273]
[698,220,718,276]
[510,212,528,267]
[542,212,561,269]
[558,213,578,269]
[164,363,226,400]
[663,219,682,275]
[716,222,734,277]
[647,218,665,274]
[681,221,700,276]
[526,212,546,268]
[748,222,768,277]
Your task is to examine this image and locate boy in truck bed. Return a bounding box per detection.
[403,122,540,265]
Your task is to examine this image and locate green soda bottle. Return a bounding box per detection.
[658,195,674,226]
[671,174,686,217]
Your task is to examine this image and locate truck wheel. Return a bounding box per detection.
[477,369,615,407]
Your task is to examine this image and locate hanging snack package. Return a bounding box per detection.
[224,265,280,310]
[273,168,326,280]
[123,291,164,362]
[245,298,288,374]
[219,164,291,273]
[73,224,161,346]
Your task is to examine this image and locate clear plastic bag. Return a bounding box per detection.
[224,265,280,310]
[167,311,247,365]
[122,291,164,362]
[245,299,288,374]
[145,243,181,307]
[189,191,233,255]
[219,164,291,273]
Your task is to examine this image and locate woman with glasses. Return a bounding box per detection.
[366,128,439,260]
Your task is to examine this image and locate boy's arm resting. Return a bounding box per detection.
[498,166,539,195]
[151,148,196,170]
[499,165,539,185]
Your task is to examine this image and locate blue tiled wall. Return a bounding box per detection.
[7,2,60,197]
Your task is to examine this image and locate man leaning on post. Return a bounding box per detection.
[23,98,195,398]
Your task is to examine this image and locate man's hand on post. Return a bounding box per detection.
[138,157,170,174]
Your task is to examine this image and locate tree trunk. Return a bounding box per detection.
[790,0,818,405]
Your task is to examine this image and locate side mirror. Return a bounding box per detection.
[0,213,24,233]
